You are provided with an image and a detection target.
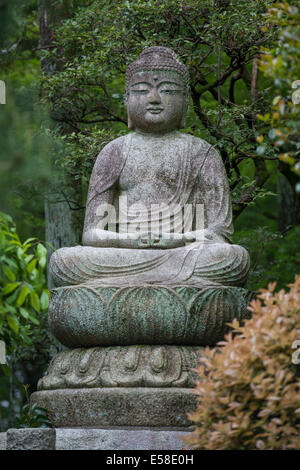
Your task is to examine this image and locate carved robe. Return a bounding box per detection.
[50,132,250,288]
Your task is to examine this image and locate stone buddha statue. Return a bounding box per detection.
[33,48,253,428]
[50,47,250,292]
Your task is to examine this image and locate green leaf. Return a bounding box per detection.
[40,290,49,311]
[37,243,47,259]
[3,265,16,281]
[24,237,37,245]
[19,307,29,319]
[2,282,20,295]
[0,213,13,224]
[7,315,19,334]
[29,268,38,281]
[39,255,47,269]
[17,285,30,306]
[25,254,34,264]
[30,291,40,312]
[2,257,18,270]
[28,315,39,326]
[6,289,20,305]
[27,259,37,273]
[37,243,47,269]
[1,364,11,376]
[4,303,17,315]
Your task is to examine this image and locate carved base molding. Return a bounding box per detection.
[31,387,197,427]
[38,345,203,390]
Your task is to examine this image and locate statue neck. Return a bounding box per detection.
[134,129,180,138]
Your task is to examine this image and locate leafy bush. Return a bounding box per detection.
[185,276,300,450]
[0,211,49,358]
[0,212,59,430]
[15,385,51,429]
[258,1,300,174]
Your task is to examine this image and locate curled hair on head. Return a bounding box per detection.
[125,46,190,102]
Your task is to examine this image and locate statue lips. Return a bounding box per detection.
[147,107,164,114]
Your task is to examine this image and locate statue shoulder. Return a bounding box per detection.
[180,133,221,167]
[186,134,218,155]
[89,134,131,196]
[96,134,129,163]
[92,134,131,173]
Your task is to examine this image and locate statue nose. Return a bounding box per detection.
[149,88,161,104]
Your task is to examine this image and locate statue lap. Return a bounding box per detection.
[47,240,251,348]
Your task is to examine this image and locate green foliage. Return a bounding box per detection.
[0,84,52,242]
[55,127,123,185]
[0,0,52,241]
[15,385,51,428]
[0,0,39,70]
[258,1,300,177]
[0,212,49,355]
[185,277,300,450]
[234,225,300,291]
[0,212,61,431]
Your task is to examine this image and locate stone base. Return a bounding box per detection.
[0,432,7,450]
[56,427,191,450]
[6,428,56,450]
[3,427,192,450]
[31,388,197,428]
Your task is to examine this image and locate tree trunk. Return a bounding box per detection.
[38,0,84,287]
[277,169,300,233]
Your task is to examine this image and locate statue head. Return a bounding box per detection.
[125,47,190,133]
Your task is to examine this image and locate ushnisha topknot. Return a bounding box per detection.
[125,46,190,94]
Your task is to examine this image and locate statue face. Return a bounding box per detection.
[127,70,187,133]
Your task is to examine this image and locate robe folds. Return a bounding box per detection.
[50,132,250,288]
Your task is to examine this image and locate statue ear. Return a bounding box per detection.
[179,101,188,129]
[127,111,134,130]
[125,92,134,129]
[179,115,186,128]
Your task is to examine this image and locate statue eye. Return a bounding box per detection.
[160,89,181,94]
[131,89,149,94]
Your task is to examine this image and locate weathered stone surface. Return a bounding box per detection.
[47,47,251,349]
[31,388,197,427]
[6,428,55,450]
[0,432,6,450]
[56,428,191,450]
[38,346,202,390]
[49,285,253,348]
